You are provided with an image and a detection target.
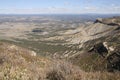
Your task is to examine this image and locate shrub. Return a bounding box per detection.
[45,59,81,80]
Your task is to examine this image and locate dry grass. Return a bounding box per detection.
[45,59,82,80]
[0,42,49,80]
[0,41,120,80]
[43,59,120,80]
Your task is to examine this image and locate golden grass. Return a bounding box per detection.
[43,59,120,80]
[0,41,119,80]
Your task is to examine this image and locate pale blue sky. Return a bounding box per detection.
[0,0,120,14]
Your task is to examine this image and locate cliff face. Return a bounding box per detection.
[95,16,120,26]
[83,17,120,51]
[70,17,120,72]
[68,16,120,44]
[44,17,120,45]
[41,17,120,63]
[66,23,119,44]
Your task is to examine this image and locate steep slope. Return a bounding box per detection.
[95,16,120,26]
[0,42,50,80]
[42,17,120,59]
[66,23,119,44]
[0,42,120,80]
[70,17,120,72]
[44,19,119,45]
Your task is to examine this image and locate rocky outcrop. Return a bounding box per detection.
[88,41,120,72]
[69,17,120,72]
[95,17,120,26]
[44,17,120,45]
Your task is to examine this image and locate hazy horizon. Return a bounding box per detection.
[0,0,120,14]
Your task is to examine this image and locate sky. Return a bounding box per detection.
[0,0,120,14]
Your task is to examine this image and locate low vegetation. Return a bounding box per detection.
[0,16,120,80]
[0,41,119,80]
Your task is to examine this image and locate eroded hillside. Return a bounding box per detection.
[0,16,120,80]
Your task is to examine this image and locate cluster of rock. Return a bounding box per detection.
[95,16,120,26]
[84,16,120,72]
[88,41,120,72]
